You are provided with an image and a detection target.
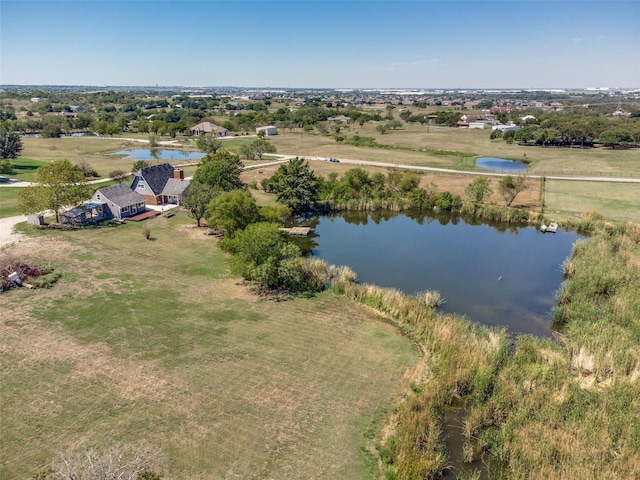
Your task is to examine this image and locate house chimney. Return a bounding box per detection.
[174,169,184,180]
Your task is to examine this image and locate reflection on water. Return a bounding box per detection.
[112,149,205,161]
[291,211,583,337]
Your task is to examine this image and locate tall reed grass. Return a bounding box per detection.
[328,219,640,479]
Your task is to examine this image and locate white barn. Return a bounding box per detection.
[256,125,278,136]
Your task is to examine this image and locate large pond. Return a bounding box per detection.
[112,149,205,161]
[476,157,529,172]
[293,211,583,337]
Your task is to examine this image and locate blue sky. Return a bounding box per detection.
[1,1,638,88]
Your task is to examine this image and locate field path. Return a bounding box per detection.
[0,215,26,248]
[300,155,640,183]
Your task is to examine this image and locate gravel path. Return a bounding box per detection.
[0,215,26,248]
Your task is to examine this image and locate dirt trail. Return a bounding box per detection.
[0,216,26,248]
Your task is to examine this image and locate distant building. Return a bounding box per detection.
[256,125,278,136]
[469,122,486,130]
[189,121,229,137]
[492,124,520,132]
[328,115,351,123]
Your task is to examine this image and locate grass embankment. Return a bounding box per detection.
[335,221,640,479]
[0,212,418,480]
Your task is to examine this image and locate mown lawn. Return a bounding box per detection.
[544,179,640,222]
[0,187,23,218]
[0,212,418,479]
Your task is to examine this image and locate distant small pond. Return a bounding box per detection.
[112,149,205,161]
[292,211,583,338]
[476,157,529,172]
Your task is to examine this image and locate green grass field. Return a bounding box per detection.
[1,213,418,479]
[0,187,23,218]
[545,179,640,222]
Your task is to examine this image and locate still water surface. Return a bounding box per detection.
[476,157,529,172]
[295,212,583,337]
[112,149,205,161]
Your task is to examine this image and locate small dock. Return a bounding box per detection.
[541,222,558,233]
[280,227,312,236]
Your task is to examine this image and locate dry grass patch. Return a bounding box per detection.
[0,215,418,480]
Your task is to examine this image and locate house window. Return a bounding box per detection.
[122,206,129,213]
[96,194,101,200]
[138,183,145,189]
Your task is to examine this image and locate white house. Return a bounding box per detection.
[491,124,520,132]
[256,125,278,136]
[469,122,486,130]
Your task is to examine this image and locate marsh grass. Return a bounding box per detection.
[330,219,640,479]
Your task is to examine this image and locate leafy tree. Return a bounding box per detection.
[269,157,320,214]
[465,177,493,203]
[221,222,305,290]
[131,160,151,174]
[0,159,13,174]
[397,172,420,193]
[183,181,217,227]
[18,159,92,223]
[260,204,291,223]
[206,189,261,234]
[0,127,23,159]
[388,119,403,130]
[376,123,389,134]
[597,129,634,149]
[196,133,223,154]
[498,175,525,206]
[192,150,244,191]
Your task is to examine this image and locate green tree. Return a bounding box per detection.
[192,150,244,191]
[269,157,320,214]
[376,123,389,134]
[248,139,276,160]
[221,222,304,290]
[260,204,291,223]
[207,189,261,234]
[18,159,92,223]
[498,175,525,206]
[131,160,151,174]
[0,126,23,159]
[183,181,217,227]
[0,159,13,174]
[196,133,223,154]
[465,177,493,203]
[597,129,634,149]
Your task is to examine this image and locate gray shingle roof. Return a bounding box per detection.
[136,163,175,196]
[162,178,190,197]
[97,184,145,207]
